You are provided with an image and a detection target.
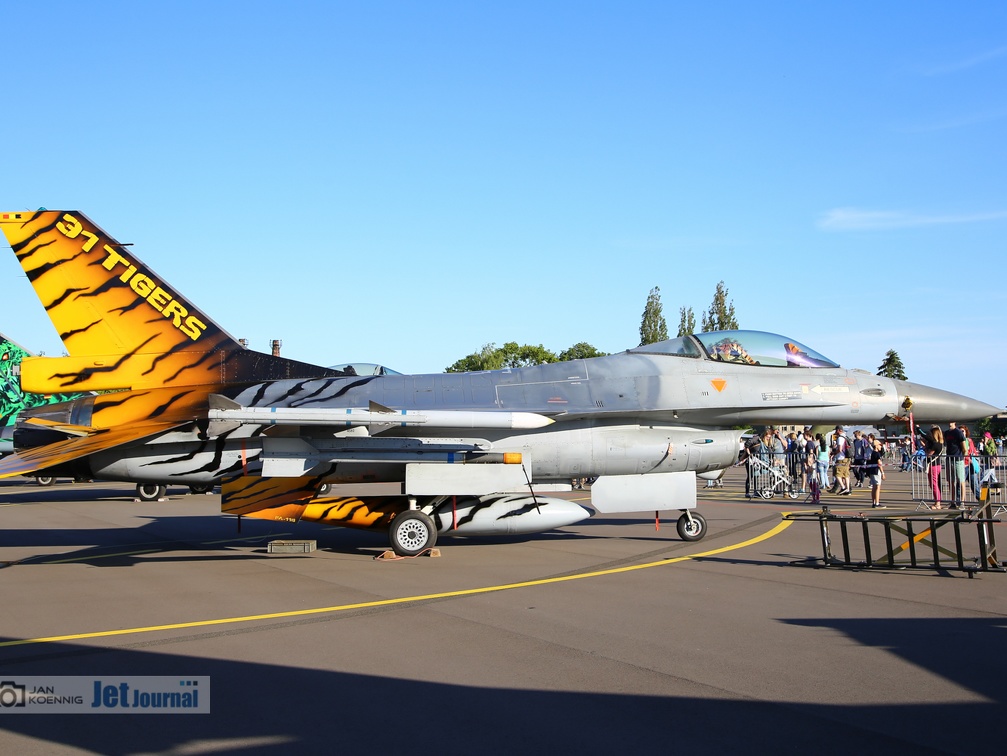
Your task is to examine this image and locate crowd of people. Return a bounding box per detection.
[739,424,1003,510]
[913,422,1000,509]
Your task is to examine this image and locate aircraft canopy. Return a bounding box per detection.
[693,330,838,368]
[328,362,403,376]
[630,331,838,368]
[628,336,702,358]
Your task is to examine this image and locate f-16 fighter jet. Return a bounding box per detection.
[0,211,997,554]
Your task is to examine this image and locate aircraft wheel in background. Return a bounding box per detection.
[389,511,437,556]
[137,483,167,501]
[317,483,331,496]
[677,512,707,542]
[188,483,214,494]
[35,475,55,487]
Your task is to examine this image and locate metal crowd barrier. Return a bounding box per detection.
[744,449,888,499]
[784,502,1004,576]
[743,450,1007,513]
[906,453,1004,513]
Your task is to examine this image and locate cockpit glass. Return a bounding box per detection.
[328,362,403,376]
[628,336,702,358]
[693,331,838,368]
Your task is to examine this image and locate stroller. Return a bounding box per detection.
[748,456,800,499]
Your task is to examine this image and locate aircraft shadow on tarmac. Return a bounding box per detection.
[0,483,162,504]
[0,524,684,568]
[0,515,383,568]
[0,498,694,567]
[0,617,1004,754]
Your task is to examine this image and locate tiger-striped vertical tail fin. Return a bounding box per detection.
[0,210,342,392]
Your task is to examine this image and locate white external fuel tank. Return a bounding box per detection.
[429,493,591,536]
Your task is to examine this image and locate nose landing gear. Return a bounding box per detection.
[677,511,707,541]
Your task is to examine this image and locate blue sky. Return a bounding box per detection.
[1,1,1004,408]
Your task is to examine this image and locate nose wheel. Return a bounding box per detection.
[389,511,438,556]
[676,512,707,541]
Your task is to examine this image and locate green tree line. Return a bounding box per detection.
[446,282,907,377]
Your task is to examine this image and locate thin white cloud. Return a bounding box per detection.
[922,45,1007,75]
[818,207,1007,231]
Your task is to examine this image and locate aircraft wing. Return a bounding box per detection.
[0,421,185,479]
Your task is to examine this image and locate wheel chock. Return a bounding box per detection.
[374,548,442,561]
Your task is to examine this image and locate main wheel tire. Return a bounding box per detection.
[137,483,167,502]
[389,511,437,556]
[317,483,331,496]
[188,483,214,494]
[35,475,56,487]
[676,512,707,542]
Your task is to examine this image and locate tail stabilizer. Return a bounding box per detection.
[0,211,342,392]
[0,420,183,479]
[0,332,90,453]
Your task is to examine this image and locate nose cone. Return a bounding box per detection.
[893,380,1000,422]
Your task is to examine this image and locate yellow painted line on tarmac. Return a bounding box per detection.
[891,527,933,554]
[887,523,958,560]
[0,517,793,648]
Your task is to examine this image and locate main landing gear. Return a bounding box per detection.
[388,511,438,556]
[676,511,707,542]
[136,483,167,501]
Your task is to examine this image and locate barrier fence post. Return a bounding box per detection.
[931,520,940,567]
[954,521,964,570]
[862,520,872,565]
[906,521,918,567]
